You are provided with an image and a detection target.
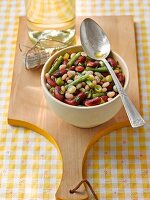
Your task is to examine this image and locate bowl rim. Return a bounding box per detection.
[41,45,129,110]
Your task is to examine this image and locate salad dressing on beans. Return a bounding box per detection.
[45,51,125,107]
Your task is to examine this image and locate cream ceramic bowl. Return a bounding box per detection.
[41,45,129,128]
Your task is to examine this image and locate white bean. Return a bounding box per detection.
[51,75,54,80]
[94,72,102,77]
[92,80,97,85]
[67,79,73,84]
[74,75,79,80]
[107,91,115,98]
[65,92,74,99]
[102,87,107,92]
[76,83,82,89]
[114,69,119,74]
[59,64,66,70]
[86,71,94,75]
[102,82,110,88]
[70,53,76,58]
[61,86,66,93]
[108,97,113,102]
[46,83,51,89]
[80,88,85,92]
[67,71,75,78]
[85,85,90,90]
[113,85,118,92]
[66,77,70,81]
[82,71,86,75]
[81,52,87,56]
[45,73,50,79]
[82,82,86,86]
[95,76,100,83]
[100,60,104,66]
[62,73,68,80]
[68,70,75,75]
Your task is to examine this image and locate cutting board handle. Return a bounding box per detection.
[55,143,88,200]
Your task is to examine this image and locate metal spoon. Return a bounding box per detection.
[80,18,145,128]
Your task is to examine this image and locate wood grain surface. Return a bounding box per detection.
[8,16,140,200]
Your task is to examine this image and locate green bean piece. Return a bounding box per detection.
[67,52,81,67]
[65,74,89,89]
[99,60,106,67]
[85,90,92,98]
[105,75,112,82]
[92,93,105,98]
[56,77,64,86]
[85,67,108,72]
[94,85,102,93]
[87,75,94,81]
[48,56,63,75]
[99,75,104,80]
[86,80,95,88]
[115,67,122,73]
[50,87,54,95]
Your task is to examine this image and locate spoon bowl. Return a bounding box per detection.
[80,18,110,60]
[80,18,145,128]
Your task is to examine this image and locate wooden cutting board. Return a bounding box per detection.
[8,16,140,200]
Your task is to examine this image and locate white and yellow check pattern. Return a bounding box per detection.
[0,0,150,199]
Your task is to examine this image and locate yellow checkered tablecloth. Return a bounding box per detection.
[0,0,150,199]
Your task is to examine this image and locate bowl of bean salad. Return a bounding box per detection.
[41,45,129,128]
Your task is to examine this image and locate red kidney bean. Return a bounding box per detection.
[75,92,86,103]
[100,96,108,102]
[99,81,104,86]
[78,56,86,62]
[64,98,79,106]
[101,72,110,77]
[64,92,86,106]
[53,69,67,78]
[84,97,101,106]
[94,61,100,67]
[73,89,80,96]
[106,83,113,91]
[74,56,86,66]
[107,57,117,68]
[46,75,56,87]
[86,61,97,68]
[117,73,125,82]
[69,65,76,70]
[114,93,118,98]
[54,86,64,101]
[74,60,79,66]
[75,66,85,72]
[121,81,125,86]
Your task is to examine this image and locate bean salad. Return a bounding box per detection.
[45,51,125,106]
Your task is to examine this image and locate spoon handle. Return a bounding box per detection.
[102,59,145,128]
